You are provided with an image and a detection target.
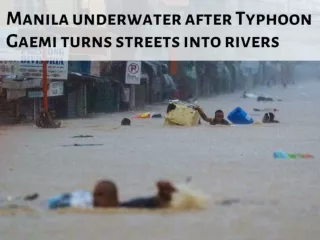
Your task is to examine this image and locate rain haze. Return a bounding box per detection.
[1,61,320,239]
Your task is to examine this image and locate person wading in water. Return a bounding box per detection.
[193,107,230,126]
[48,180,177,209]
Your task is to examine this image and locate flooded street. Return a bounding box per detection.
[1,81,320,240]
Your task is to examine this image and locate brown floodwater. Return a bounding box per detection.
[1,81,320,240]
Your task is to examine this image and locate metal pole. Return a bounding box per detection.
[130,85,135,110]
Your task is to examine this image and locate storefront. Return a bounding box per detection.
[26,81,65,119]
[0,88,16,124]
[65,72,97,118]
[0,76,30,123]
[0,62,16,124]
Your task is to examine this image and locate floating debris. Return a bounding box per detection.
[216,198,241,206]
[253,108,279,112]
[274,150,314,159]
[71,135,93,138]
[24,193,39,201]
[62,144,104,147]
[185,176,192,183]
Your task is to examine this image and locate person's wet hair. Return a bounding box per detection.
[92,180,119,208]
[265,112,279,123]
[262,112,279,123]
[215,110,223,114]
[121,118,131,126]
[269,112,275,121]
[156,180,177,202]
[263,113,270,122]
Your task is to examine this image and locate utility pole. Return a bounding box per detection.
[42,0,48,111]
[42,58,48,111]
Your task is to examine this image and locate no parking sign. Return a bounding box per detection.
[125,61,141,84]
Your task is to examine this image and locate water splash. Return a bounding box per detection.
[170,184,211,210]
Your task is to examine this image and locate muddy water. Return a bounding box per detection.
[1,81,320,240]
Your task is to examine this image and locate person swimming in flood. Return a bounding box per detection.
[48,179,177,209]
[243,90,281,102]
[120,181,176,208]
[257,96,274,102]
[262,112,280,123]
[193,106,230,125]
[121,118,131,126]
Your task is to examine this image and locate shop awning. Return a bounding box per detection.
[1,75,45,89]
[67,72,122,86]
[68,72,100,82]
[94,75,116,84]
[142,61,165,76]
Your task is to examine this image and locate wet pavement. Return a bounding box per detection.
[1,81,320,240]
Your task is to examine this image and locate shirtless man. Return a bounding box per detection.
[49,180,177,209]
[193,106,230,126]
[120,181,176,208]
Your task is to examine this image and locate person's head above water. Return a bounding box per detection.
[214,110,225,122]
[92,180,119,208]
[92,179,177,209]
[262,113,270,122]
[262,112,279,123]
[121,118,131,126]
[155,180,177,207]
[269,112,275,121]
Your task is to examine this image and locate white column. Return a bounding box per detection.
[130,85,135,110]
[33,98,36,120]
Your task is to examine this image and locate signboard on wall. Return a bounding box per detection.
[18,58,68,80]
[6,89,26,100]
[125,61,141,84]
[49,81,64,96]
[28,81,64,98]
[18,37,69,79]
[0,61,17,76]
[90,61,101,76]
[122,88,130,102]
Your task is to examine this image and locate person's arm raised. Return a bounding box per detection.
[193,106,212,123]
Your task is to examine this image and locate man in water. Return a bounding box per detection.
[120,181,176,208]
[48,180,177,209]
[193,107,230,126]
[121,118,131,126]
[262,112,280,123]
[93,180,119,207]
[257,96,274,102]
